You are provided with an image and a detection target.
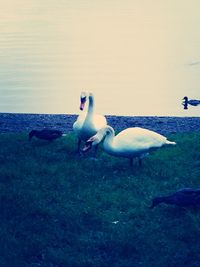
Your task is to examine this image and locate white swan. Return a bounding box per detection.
[73,92,107,153]
[83,125,176,166]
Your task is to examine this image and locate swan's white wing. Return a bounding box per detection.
[113,127,167,153]
[92,114,107,131]
[73,113,107,141]
[80,114,107,140]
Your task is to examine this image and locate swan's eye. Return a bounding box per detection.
[106,130,110,135]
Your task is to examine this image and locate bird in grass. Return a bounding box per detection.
[83,125,176,166]
[182,96,200,109]
[73,91,107,154]
[150,188,200,208]
[29,129,64,141]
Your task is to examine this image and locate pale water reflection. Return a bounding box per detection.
[0,0,200,116]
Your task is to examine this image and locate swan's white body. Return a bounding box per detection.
[84,126,176,165]
[73,92,107,151]
[73,112,107,141]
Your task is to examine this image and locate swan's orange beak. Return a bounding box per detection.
[80,102,85,110]
[82,141,92,152]
[82,136,97,152]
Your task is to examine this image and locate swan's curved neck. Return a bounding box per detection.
[103,126,115,151]
[88,94,94,114]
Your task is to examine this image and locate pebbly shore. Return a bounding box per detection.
[0,113,200,135]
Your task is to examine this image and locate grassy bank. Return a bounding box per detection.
[0,131,200,267]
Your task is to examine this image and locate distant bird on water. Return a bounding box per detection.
[182,96,200,110]
[29,129,64,141]
[150,188,200,208]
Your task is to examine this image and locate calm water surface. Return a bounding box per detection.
[0,1,200,116]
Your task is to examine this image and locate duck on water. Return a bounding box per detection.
[182,96,200,110]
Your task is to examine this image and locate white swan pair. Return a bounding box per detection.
[73,92,176,165]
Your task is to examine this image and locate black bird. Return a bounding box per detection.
[182,96,200,109]
[150,188,200,208]
[29,129,64,141]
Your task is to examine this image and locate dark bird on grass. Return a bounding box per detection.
[150,188,200,208]
[29,129,64,141]
[182,96,200,109]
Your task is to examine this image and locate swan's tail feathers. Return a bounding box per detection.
[166,140,176,146]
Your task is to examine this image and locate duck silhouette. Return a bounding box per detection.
[29,129,64,141]
[182,96,200,109]
[150,188,200,208]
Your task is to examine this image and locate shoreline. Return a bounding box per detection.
[0,113,200,135]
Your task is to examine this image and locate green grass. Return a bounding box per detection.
[0,131,200,267]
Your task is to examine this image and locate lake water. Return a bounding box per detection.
[0,1,200,117]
